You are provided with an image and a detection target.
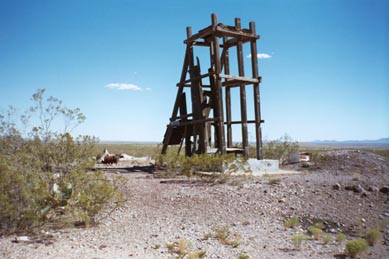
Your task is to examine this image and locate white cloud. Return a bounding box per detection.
[246,53,272,59]
[105,83,142,91]
[145,88,151,91]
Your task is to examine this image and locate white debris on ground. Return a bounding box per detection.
[96,149,155,168]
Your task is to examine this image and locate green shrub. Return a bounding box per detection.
[308,226,323,240]
[284,216,299,228]
[345,238,368,257]
[156,152,239,177]
[0,89,123,234]
[268,178,281,185]
[322,234,331,244]
[291,234,307,250]
[236,254,249,259]
[336,232,346,244]
[365,229,381,246]
[262,134,299,162]
[313,221,324,229]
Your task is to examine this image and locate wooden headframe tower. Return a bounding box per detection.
[162,13,264,159]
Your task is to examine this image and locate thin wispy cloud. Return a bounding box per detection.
[105,83,142,91]
[246,53,272,59]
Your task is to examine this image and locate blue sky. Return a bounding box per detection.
[0,0,388,142]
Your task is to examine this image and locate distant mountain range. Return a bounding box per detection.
[308,138,389,147]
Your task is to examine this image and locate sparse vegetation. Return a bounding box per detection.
[152,244,161,249]
[166,239,205,259]
[209,226,242,247]
[187,250,206,259]
[284,216,299,228]
[268,178,281,185]
[322,234,331,244]
[0,89,123,234]
[308,226,323,240]
[291,234,308,250]
[261,134,299,162]
[345,238,369,258]
[313,221,324,229]
[336,232,346,244]
[157,152,241,177]
[365,229,381,246]
[236,254,249,259]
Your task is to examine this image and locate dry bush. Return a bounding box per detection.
[0,89,123,234]
[262,134,299,163]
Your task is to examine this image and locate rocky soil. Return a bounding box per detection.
[1,150,388,259]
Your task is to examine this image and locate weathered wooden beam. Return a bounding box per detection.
[236,18,249,157]
[224,120,263,125]
[211,13,226,154]
[249,21,263,160]
[184,25,213,44]
[215,26,259,40]
[177,118,216,127]
[176,72,211,87]
[223,36,232,148]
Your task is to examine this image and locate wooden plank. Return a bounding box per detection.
[224,120,257,125]
[219,74,259,83]
[184,25,213,44]
[176,72,211,86]
[215,26,259,40]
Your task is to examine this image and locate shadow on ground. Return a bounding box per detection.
[100,165,155,174]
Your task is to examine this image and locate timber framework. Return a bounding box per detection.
[162,13,264,159]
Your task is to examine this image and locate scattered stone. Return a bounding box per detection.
[12,236,31,243]
[332,183,341,190]
[368,186,379,192]
[379,186,389,194]
[345,184,366,193]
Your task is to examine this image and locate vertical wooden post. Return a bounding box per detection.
[211,13,226,154]
[223,36,232,148]
[235,18,249,156]
[249,21,263,159]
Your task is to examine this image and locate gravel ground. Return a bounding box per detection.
[1,150,388,259]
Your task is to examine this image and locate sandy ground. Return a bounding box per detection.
[1,150,388,259]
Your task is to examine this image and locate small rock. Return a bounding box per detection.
[368,186,379,192]
[379,186,389,194]
[345,184,366,193]
[333,183,341,190]
[13,236,30,243]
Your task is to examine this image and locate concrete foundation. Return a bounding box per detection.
[226,158,300,176]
